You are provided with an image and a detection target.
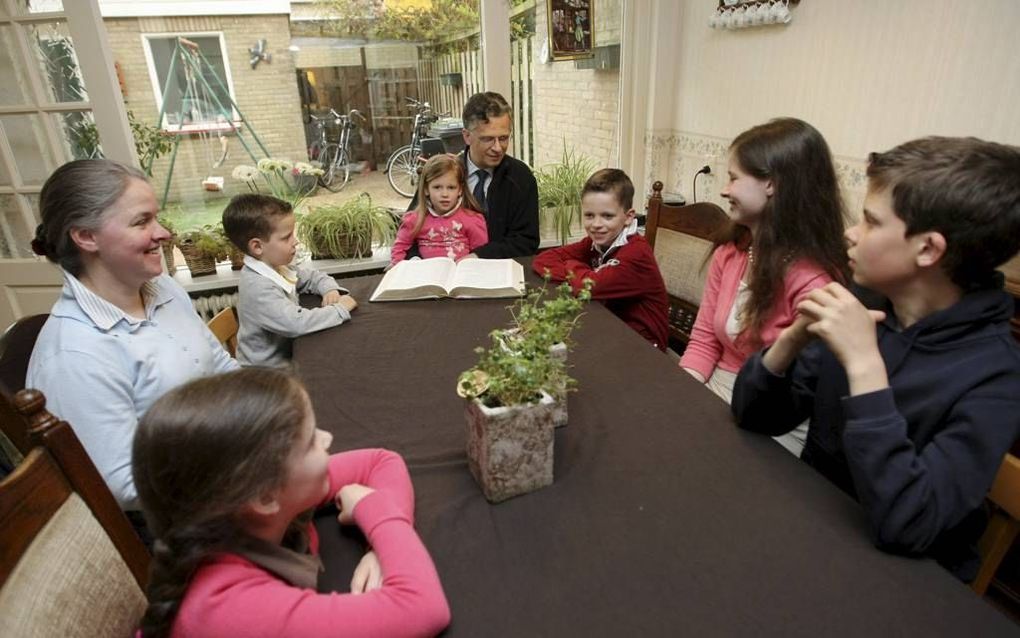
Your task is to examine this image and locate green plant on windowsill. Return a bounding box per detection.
[534,143,596,246]
[296,193,398,260]
[174,224,232,277]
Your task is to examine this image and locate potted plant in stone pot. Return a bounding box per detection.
[534,144,595,246]
[505,275,593,426]
[297,194,398,259]
[456,326,573,503]
[175,225,230,277]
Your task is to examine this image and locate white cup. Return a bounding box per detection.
[756,3,771,25]
[708,9,720,29]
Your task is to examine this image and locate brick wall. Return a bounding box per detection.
[530,0,621,170]
[106,14,307,205]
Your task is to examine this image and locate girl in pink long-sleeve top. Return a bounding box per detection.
[389,154,488,267]
[679,118,848,456]
[132,368,450,638]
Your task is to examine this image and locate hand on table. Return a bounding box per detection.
[336,483,374,525]
[350,550,383,594]
[324,293,361,314]
[321,290,343,307]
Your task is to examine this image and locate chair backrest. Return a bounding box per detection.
[0,389,149,584]
[645,181,728,346]
[0,390,150,637]
[973,453,1020,595]
[0,313,48,398]
[207,306,239,357]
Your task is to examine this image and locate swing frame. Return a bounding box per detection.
[147,37,271,207]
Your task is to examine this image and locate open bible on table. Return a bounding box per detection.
[370,257,525,301]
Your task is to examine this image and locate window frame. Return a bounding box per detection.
[140,30,240,134]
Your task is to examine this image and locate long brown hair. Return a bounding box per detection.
[411,154,483,237]
[719,118,848,342]
[132,368,310,638]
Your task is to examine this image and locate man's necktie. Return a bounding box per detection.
[473,169,489,213]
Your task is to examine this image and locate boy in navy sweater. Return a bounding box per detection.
[732,137,1020,581]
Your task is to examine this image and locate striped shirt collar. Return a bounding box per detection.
[60,270,175,331]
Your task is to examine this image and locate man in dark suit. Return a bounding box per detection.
[409,92,539,258]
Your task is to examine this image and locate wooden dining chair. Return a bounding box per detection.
[645,181,728,350]
[973,452,1020,595]
[0,389,149,637]
[207,306,239,357]
[0,313,48,398]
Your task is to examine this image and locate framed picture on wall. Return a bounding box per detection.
[548,0,594,61]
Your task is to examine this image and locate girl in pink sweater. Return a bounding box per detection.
[389,154,488,266]
[132,368,450,638]
[679,118,848,454]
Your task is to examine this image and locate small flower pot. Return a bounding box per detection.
[465,391,555,503]
[229,248,245,271]
[177,242,217,277]
[161,240,176,275]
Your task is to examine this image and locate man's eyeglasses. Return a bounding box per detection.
[473,134,512,147]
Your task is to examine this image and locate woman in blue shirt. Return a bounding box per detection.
[27,159,237,510]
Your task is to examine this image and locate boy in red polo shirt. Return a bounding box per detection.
[533,169,669,350]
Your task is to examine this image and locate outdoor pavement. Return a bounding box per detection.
[303,168,412,212]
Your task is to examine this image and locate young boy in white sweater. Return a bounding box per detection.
[222,194,357,367]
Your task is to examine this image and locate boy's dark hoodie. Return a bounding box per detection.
[733,278,1020,580]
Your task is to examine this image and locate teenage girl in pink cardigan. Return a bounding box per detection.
[132,368,450,638]
[680,118,848,455]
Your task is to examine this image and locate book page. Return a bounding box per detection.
[449,259,525,297]
[370,258,456,301]
[390,258,456,290]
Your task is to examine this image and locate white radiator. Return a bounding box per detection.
[191,292,239,321]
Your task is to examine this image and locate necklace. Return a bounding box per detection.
[747,245,754,265]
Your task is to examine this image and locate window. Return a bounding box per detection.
[142,33,238,132]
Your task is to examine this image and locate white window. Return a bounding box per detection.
[141,32,238,133]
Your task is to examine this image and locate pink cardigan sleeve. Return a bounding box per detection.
[679,245,728,380]
[176,452,450,638]
[389,212,419,266]
[324,449,415,521]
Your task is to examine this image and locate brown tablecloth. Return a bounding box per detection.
[295,260,1015,636]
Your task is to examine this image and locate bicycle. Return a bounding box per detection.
[308,108,365,192]
[385,97,441,198]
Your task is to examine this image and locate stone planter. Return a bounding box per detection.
[465,391,555,503]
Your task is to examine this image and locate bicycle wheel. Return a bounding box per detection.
[319,145,350,192]
[386,145,419,198]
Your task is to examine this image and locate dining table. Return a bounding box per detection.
[295,258,1017,637]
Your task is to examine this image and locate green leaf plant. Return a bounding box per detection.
[296,193,398,259]
[458,274,594,409]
